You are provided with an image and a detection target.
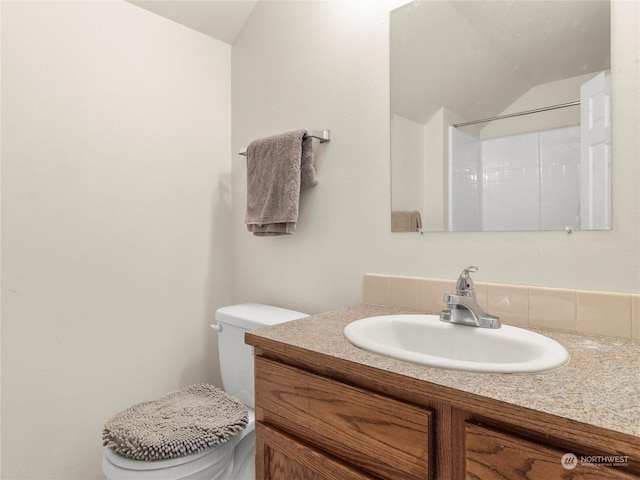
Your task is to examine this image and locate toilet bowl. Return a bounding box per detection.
[102,304,308,480]
[103,410,255,480]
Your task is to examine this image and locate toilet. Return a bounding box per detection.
[102,303,309,480]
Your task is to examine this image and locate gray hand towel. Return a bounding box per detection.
[391,210,422,232]
[245,129,318,236]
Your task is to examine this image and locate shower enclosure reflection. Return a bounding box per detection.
[390,0,611,232]
[451,120,582,232]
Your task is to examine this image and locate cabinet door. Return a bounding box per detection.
[465,422,639,480]
[257,422,378,480]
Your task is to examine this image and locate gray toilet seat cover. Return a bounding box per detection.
[102,383,248,461]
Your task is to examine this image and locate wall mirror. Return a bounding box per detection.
[390,0,611,233]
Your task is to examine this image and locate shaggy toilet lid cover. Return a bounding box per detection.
[102,384,248,461]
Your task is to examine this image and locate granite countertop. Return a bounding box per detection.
[248,304,640,439]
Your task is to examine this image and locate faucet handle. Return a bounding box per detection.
[456,266,478,298]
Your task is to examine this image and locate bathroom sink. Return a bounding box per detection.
[343,314,569,373]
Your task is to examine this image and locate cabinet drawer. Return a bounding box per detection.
[257,422,378,480]
[465,422,638,480]
[255,356,433,480]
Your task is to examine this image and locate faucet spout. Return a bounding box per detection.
[440,267,501,329]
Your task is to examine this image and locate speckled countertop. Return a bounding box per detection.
[248,304,640,439]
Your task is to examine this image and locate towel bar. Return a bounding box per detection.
[238,129,331,156]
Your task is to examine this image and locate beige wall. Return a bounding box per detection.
[391,113,424,212]
[231,0,639,314]
[1,2,232,478]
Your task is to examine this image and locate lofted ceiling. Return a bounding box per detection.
[127,0,258,44]
[128,0,610,126]
[391,0,611,125]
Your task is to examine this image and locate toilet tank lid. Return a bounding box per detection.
[215,303,309,330]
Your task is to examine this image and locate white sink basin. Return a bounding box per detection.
[343,314,569,373]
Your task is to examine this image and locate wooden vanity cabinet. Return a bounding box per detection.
[250,346,640,480]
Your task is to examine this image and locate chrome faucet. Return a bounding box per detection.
[440,266,501,329]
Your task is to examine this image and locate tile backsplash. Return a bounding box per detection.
[363,273,640,341]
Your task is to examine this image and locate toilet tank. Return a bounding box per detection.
[213,303,308,408]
